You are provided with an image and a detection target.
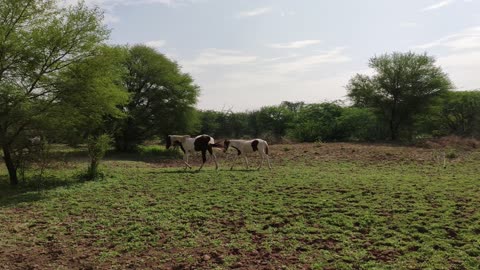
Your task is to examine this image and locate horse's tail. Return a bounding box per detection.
[265,142,269,155]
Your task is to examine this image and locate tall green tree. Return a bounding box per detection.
[0,0,108,185]
[114,45,199,151]
[347,52,452,140]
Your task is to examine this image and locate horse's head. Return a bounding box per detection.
[223,140,230,153]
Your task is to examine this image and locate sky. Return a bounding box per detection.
[64,0,480,111]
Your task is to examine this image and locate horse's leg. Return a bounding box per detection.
[258,151,264,170]
[208,145,218,170]
[266,154,272,170]
[230,154,238,170]
[183,153,192,170]
[198,150,207,171]
[243,156,249,170]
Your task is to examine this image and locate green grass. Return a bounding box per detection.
[0,144,480,269]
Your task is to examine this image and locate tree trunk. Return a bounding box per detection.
[390,99,399,141]
[3,146,18,186]
[390,120,398,141]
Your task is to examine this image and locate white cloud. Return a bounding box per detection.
[237,7,272,18]
[61,0,201,23]
[280,11,296,17]
[438,51,480,89]
[414,26,480,50]
[194,68,360,111]
[267,47,351,74]
[411,23,480,92]
[184,49,257,71]
[399,22,418,28]
[145,40,167,50]
[422,0,455,11]
[176,47,353,110]
[268,40,322,49]
[421,0,474,11]
[62,0,197,8]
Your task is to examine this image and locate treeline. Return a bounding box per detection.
[197,90,480,143]
[197,52,480,142]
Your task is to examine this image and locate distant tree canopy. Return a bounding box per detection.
[431,91,480,137]
[347,52,452,140]
[113,45,200,151]
[197,102,378,143]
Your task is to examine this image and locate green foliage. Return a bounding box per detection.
[438,91,480,137]
[414,90,480,139]
[86,134,112,180]
[347,52,452,141]
[136,145,182,159]
[197,110,255,139]
[45,45,129,145]
[0,0,109,185]
[199,102,379,143]
[113,45,200,151]
[256,105,294,140]
[337,107,379,141]
[288,103,343,142]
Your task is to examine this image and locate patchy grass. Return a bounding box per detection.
[0,143,480,269]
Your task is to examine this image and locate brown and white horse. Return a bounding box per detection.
[166,134,220,171]
[223,139,272,170]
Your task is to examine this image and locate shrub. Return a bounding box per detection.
[86,134,112,180]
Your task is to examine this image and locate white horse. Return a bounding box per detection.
[166,134,220,171]
[223,139,272,170]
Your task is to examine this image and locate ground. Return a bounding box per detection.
[0,142,479,269]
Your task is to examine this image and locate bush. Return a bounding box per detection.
[15,136,51,182]
[288,103,343,142]
[86,134,112,180]
[337,107,379,141]
[137,145,183,158]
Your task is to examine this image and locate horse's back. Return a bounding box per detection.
[194,134,214,151]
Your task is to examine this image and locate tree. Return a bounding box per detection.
[44,45,129,144]
[281,101,305,113]
[337,107,379,141]
[347,52,452,141]
[256,105,294,140]
[438,91,480,137]
[288,103,344,142]
[0,0,108,185]
[114,45,200,151]
[198,110,221,136]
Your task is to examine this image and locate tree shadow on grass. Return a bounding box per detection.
[0,174,86,208]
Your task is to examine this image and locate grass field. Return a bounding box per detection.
[1,143,480,269]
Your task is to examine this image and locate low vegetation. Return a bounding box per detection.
[1,143,479,269]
